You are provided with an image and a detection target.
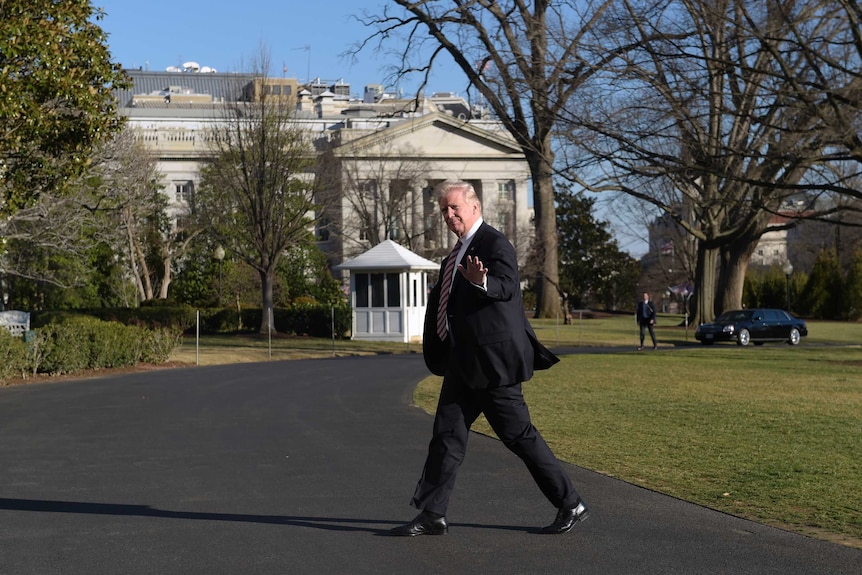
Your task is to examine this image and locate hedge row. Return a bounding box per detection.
[33,302,353,337]
[0,316,182,380]
[200,303,353,337]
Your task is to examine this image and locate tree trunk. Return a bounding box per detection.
[691,242,720,325]
[529,150,561,319]
[717,238,758,315]
[259,268,275,334]
[124,211,152,302]
[158,253,172,300]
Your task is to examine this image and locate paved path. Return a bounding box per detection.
[1,355,860,574]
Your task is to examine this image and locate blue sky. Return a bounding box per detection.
[97,0,466,98]
[96,1,647,256]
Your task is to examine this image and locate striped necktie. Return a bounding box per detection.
[436,239,462,340]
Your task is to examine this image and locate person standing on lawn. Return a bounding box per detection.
[636,291,658,350]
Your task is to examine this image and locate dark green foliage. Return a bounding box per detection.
[19,316,181,376]
[0,0,129,215]
[844,250,862,321]
[555,187,640,310]
[29,302,352,340]
[275,302,352,338]
[798,249,844,320]
[0,329,29,379]
[191,303,351,338]
[32,305,198,332]
[275,243,345,306]
[743,265,798,310]
[744,247,862,320]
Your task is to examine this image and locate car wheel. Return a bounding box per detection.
[788,328,801,346]
[737,329,751,346]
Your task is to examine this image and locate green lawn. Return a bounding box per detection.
[530,312,862,348]
[414,316,862,548]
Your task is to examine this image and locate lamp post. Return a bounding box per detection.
[783,260,793,312]
[214,245,225,306]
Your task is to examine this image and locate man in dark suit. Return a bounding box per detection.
[389,180,589,537]
[636,291,658,350]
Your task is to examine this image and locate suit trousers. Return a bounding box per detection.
[639,321,656,346]
[410,374,580,516]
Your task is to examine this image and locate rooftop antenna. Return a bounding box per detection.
[293,45,311,84]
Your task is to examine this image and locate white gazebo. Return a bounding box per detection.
[335,240,439,342]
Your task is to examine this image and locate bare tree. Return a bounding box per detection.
[196,49,319,334]
[560,0,860,323]
[86,129,200,302]
[0,130,172,304]
[0,188,98,290]
[766,0,862,181]
[323,141,435,258]
[352,0,622,318]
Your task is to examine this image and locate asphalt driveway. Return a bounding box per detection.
[1,354,859,574]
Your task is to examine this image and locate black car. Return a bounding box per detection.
[695,308,807,346]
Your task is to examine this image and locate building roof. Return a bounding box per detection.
[335,240,439,271]
[116,70,489,121]
[115,70,255,106]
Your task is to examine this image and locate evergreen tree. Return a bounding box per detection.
[556,188,639,311]
[799,250,844,319]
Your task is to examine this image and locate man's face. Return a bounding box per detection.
[439,187,480,238]
[643,292,650,301]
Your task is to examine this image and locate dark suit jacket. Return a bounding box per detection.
[636,300,657,325]
[423,222,558,388]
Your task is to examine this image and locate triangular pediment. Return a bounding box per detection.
[332,113,523,159]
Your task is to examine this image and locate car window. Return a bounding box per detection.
[717,310,752,322]
[765,310,781,321]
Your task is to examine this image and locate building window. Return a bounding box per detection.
[359,179,378,199]
[316,217,331,242]
[175,214,191,232]
[175,181,194,204]
[389,219,401,241]
[355,274,369,307]
[498,212,512,236]
[357,180,378,241]
[497,180,515,202]
[354,273,401,308]
[387,273,401,306]
[370,274,385,307]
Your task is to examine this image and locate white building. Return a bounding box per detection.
[116,69,531,276]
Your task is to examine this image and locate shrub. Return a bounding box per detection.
[141,327,183,363]
[275,302,352,338]
[32,306,197,332]
[0,329,29,380]
[30,316,182,375]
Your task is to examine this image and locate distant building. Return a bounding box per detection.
[116,68,531,277]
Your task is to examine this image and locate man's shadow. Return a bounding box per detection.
[0,497,531,535]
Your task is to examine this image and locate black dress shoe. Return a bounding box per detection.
[539,500,590,534]
[389,511,448,536]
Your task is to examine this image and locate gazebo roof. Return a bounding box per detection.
[335,239,439,271]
